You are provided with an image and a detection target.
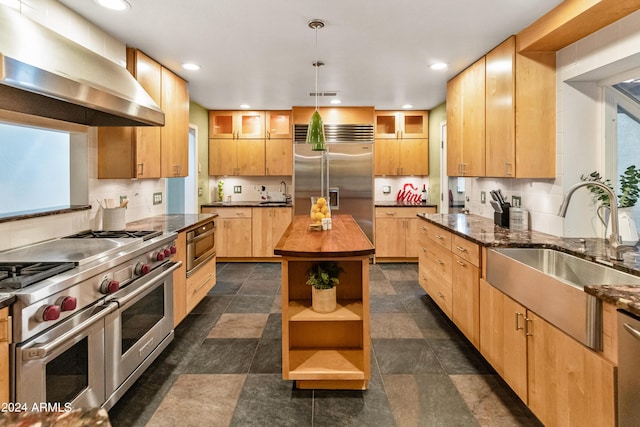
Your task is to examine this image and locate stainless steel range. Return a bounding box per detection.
[0,229,181,410]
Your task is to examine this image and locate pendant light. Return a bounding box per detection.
[307,19,326,151]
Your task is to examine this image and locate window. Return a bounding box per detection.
[0,122,72,216]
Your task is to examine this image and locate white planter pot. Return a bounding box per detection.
[312,286,336,313]
[606,207,639,245]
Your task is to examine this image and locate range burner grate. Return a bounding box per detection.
[0,262,76,289]
[64,230,162,240]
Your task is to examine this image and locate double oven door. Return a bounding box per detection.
[13,261,179,409]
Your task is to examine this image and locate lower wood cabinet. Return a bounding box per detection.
[252,207,292,258]
[375,207,436,260]
[185,253,216,313]
[480,278,616,426]
[0,307,9,405]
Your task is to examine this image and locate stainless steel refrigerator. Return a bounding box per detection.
[293,124,374,243]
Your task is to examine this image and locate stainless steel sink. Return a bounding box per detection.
[486,248,640,350]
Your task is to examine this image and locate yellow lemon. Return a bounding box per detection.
[316,197,326,207]
[321,206,328,214]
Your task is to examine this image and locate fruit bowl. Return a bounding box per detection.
[310,196,331,225]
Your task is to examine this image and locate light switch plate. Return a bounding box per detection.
[512,196,521,207]
[480,191,486,204]
[153,192,162,205]
[234,185,242,194]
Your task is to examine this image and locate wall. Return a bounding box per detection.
[428,103,446,211]
[464,9,640,238]
[189,101,210,205]
[0,0,165,251]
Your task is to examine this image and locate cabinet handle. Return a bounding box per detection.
[385,212,396,216]
[455,246,467,253]
[505,162,513,176]
[525,317,533,336]
[436,259,444,266]
[435,234,444,240]
[456,260,466,267]
[137,163,144,176]
[437,291,444,298]
[515,311,524,331]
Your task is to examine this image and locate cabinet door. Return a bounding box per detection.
[479,279,505,371]
[252,208,272,257]
[160,67,189,177]
[237,111,265,139]
[265,138,293,176]
[375,217,405,257]
[374,111,399,138]
[527,311,616,427]
[461,57,486,176]
[133,50,162,178]
[209,139,237,175]
[374,139,399,176]
[399,138,428,175]
[266,110,292,139]
[173,232,187,327]
[219,218,252,257]
[485,36,515,178]
[404,218,419,258]
[237,139,265,175]
[209,111,236,139]
[401,111,428,138]
[271,207,293,248]
[452,255,479,346]
[446,73,464,176]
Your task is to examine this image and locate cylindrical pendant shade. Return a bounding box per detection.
[306,110,326,151]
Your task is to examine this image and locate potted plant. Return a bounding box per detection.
[581,165,640,244]
[306,261,344,313]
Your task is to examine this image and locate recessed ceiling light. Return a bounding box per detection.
[330,99,341,105]
[182,63,200,71]
[430,62,448,71]
[95,0,131,11]
[402,104,413,109]
[239,104,250,109]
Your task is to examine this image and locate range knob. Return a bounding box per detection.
[58,296,77,312]
[135,262,151,275]
[163,248,172,258]
[169,245,177,254]
[100,279,120,294]
[39,305,61,322]
[155,251,165,262]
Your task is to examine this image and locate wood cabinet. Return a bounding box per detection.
[277,215,374,390]
[447,36,555,178]
[485,36,555,178]
[201,207,252,258]
[98,49,189,178]
[480,279,616,426]
[266,110,292,139]
[375,207,435,260]
[374,111,428,176]
[185,251,216,313]
[446,57,486,177]
[252,207,292,258]
[209,138,265,176]
[209,110,265,139]
[0,306,9,405]
[265,110,293,176]
[418,220,480,346]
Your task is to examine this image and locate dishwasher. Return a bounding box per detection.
[618,309,640,426]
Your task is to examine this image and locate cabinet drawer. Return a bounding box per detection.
[186,256,216,312]
[375,207,422,219]
[425,242,452,284]
[452,235,480,267]
[207,207,252,218]
[425,273,452,317]
[426,224,452,250]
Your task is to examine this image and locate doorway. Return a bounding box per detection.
[167,125,198,214]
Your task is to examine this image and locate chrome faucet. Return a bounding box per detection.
[558,181,623,260]
[280,181,287,195]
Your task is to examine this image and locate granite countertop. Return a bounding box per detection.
[201,201,292,208]
[375,201,438,209]
[419,213,640,315]
[126,213,216,234]
[0,294,15,309]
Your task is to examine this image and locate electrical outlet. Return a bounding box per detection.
[234,185,242,194]
[480,191,486,204]
[119,196,127,208]
[512,196,522,207]
[382,185,391,194]
[153,192,162,205]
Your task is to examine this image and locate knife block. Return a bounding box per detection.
[494,205,510,227]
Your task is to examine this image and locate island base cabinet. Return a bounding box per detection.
[281,258,370,390]
[527,310,616,427]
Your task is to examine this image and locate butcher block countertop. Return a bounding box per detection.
[274,215,374,258]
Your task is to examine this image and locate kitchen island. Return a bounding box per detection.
[275,215,374,390]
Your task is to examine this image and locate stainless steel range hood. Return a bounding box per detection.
[0,6,164,127]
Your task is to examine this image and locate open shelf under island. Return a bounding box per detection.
[274,214,375,390]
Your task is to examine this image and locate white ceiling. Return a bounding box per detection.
[59,0,563,111]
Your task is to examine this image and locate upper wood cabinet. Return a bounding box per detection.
[266,110,292,139]
[374,111,428,139]
[209,110,265,139]
[447,36,555,178]
[485,36,555,178]
[98,49,189,178]
[209,138,265,176]
[265,110,292,176]
[447,57,486,177]
[292,106,375,125]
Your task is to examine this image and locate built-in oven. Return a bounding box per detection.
[186,220,215,275]
[14,301,117,408]
[103,261,179,409]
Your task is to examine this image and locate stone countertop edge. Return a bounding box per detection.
[126,213,217,234]
[0,295,15,309]
[419,213,640,315]
[201,201,292,208]
[374,201,438,208]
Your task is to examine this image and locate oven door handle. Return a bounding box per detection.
[22,302,118,361]
[187,227,215,245]
[113,261,181,308]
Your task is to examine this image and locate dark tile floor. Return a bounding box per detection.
[108,262,542,427]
